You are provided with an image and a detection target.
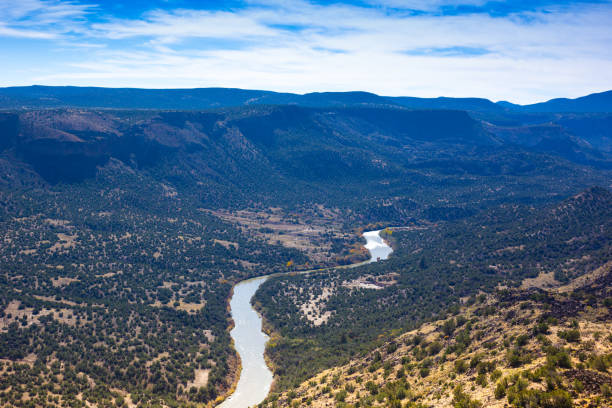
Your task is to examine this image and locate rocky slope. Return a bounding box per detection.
[265,268,612,408]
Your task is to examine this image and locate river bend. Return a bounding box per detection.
[219,229,392,408]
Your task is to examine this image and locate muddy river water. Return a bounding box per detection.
[219,229,392,408]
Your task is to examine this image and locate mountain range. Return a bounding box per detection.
[1,106,610,204]
[1,86,612,113]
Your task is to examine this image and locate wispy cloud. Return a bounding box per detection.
[0,0,93,38]
[0,24,58,39]
[363,0,489,12]
[91,9,278,41]
[403,46,492,57]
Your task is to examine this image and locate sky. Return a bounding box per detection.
[1,0,611,103]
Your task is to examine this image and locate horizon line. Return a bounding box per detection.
[1,84,611,107]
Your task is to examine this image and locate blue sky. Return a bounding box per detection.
[0,0,611,103]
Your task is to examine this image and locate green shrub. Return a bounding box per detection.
[546,348,572,369]
[335,389,347,402]
[589,354,611,372]
[412,335,423,346]
[396,367,405,378]
[540,389,573,408]
[533,322,550,335]
[558,329,580,343]
[454,359,468,374]
[470,354,483,369]
[494,382,506,399]
[442,319,457,336]
[452,385,482,408]
[507,348,531,368]
[428,341,443,356]
[573,380,584,393]
[515,334,529,347]
[507,382,572,408]
[365,381,378,395]
[476,373,488,387]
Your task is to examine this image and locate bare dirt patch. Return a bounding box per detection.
[214,239,239,249]
[176,301,206,313]
[145,352,169,368]
[51,277,79,287]
[520,271,560,289]
[342,273,399,290]
[299,286,334,326]
[44,219,71,227]
[48,233,78,253]
[495,244,525,254]
[186,369,210,389]
[203,330,215,343]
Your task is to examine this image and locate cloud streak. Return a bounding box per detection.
[0,0,93,38]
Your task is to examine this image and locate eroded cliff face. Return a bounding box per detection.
[0,106,496,184]
[0,110,184,183]
[0,113,18,151]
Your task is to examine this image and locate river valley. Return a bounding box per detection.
[219,229,393,408]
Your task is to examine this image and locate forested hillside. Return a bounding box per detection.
[0,162,309,407]
[253,188,612,392]
[1,106,610,218]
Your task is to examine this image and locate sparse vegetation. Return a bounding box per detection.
[262,262,612,407]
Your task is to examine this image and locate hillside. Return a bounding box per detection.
[4,87,612,163]
[389,96,505,114]
[1,107,610,212]
[253,188,612,392]
[265,270,612,408]
[0,162,309,407]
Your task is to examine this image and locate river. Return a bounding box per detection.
[218,229,393,408]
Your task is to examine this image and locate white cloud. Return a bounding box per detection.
[0,24,58,39]
[361,0,489,11]
[91,9,278,41]
[0,0,92,39]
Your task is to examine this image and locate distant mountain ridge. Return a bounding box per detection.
[0,86,397,110]
[501,90,612,113]
[389,96,505,113]
[1,85,612,113]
